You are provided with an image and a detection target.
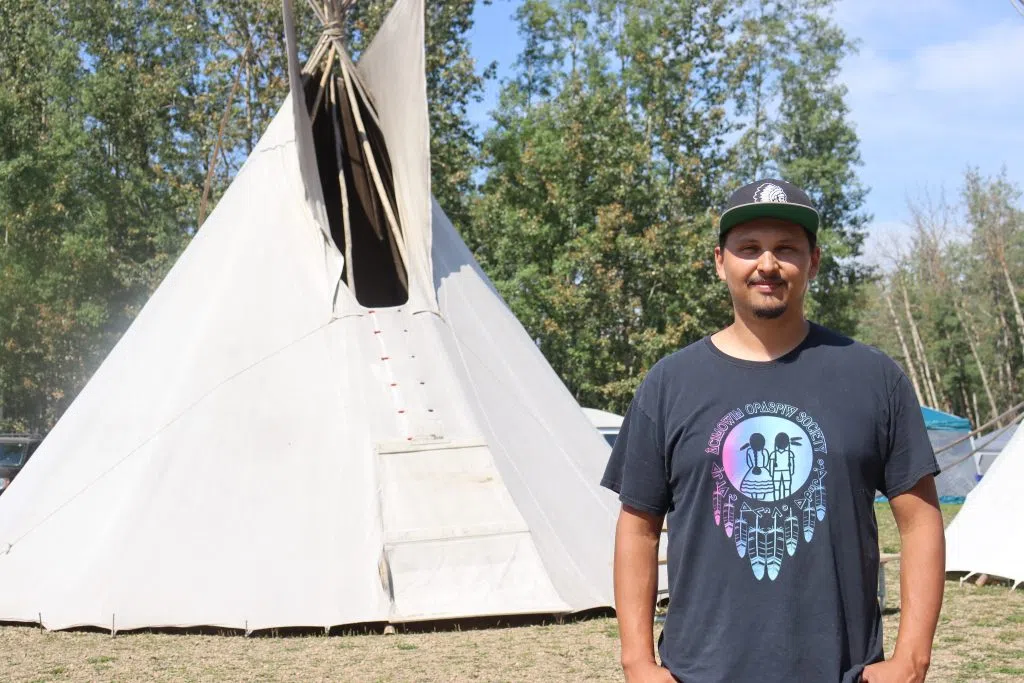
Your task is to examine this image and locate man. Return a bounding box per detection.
[601,179,945,683]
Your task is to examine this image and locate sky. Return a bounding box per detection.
[465,0,1024,264]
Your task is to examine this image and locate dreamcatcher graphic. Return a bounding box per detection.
[711,412,827,581]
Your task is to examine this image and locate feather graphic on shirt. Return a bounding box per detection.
[814,460,827,521]
[783,505,799,556]
[712,482,725,526]
[750,509,768,580]
[724,494,737,538]
[735,504,752,558]
[766,509,785,581]
[797,491,816,543]
[712,465,727,526]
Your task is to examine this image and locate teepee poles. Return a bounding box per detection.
[301,0,410,294]
[308,44,336,125]
[335,57,409,277]
[328,77,356,292]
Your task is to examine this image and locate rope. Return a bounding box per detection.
[932,400,1024,455]
[938,413,1024,475]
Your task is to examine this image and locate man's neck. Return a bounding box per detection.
[711,310,810,362]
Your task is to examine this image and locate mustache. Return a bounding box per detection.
[747,276,786,286]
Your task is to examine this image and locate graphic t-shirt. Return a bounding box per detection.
[601,323,939,683]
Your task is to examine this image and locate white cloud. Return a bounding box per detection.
[913,22,1024,98]
[833,0,962,31]
[841,48,906,98]
[839,18,1024,144]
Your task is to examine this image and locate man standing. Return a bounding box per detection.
[601,179,945,683]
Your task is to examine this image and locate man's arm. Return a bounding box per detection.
[863,475,945,683]
[614,504,674,682]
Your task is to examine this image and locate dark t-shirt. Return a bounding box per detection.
[601,323,939,683]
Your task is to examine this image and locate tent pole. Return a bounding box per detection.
[335,56,410,281]
[302,35,328,75]
[308,45,336,126]
[329,76,356,292]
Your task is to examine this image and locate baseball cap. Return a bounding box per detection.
[718,178,820,237]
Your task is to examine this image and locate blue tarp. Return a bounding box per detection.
[921,406,972,432]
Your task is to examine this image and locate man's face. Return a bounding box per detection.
[714,219,821,321]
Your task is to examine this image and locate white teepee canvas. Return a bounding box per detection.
[0,0,618,631]
[945,423,1024,589]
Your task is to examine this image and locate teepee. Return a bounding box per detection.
[945,422,1024,589]
[0,0,618,632]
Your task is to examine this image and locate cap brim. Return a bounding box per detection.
[719,202,820,236]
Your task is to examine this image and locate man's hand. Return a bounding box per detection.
[861,656,927,683]
[624,660,677,682]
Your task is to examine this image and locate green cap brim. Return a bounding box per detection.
[719,202,820,237]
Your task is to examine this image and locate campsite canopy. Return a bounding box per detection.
[921,406,972,432]
[0,0,618,632]
[920,406,976,501]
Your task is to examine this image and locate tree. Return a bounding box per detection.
[0,0,212,429]
[727,0,871,334]
[469,0,867,411]
[858,172,1024,425]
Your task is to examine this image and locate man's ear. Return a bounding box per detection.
[808,245,822,280]
[714,245,727,282]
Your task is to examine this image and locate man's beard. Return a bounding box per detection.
[752,302,788,319]
[748,277,788,319]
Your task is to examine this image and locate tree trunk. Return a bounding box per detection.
[960,383,975,427]
[884,288,924,404]
[1000,255,1024,358]
[972,392,982,430]
[900,282,939,407]
[998,305,1014,396]
[956,302,1000,424]
[931,361,948,411]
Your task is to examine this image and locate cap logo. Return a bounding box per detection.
[753,182,787,203]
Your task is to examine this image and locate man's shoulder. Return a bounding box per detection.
[648,338,713,378]
[632,338,713,407]
[809,323,906,381]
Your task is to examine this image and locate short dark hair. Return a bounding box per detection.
[718,227,817,252]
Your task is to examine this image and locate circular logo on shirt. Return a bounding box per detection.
[721,416,813,502]
[704,402,828,582]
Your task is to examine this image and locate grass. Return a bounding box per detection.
[1,504,1021,682]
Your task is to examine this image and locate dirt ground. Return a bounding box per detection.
[2,504,1021,682]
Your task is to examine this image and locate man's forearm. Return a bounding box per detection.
[892,497,937,671]
[614,508,663,668]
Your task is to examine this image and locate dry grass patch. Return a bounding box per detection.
[2,504,1021,682]
[0,619,627,682]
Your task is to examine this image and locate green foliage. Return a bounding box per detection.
[469,0,868,411]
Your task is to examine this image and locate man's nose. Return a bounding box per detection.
[757,249,780,273]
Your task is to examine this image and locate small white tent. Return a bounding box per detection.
[0,0,618,631]
[945,422,1024,589]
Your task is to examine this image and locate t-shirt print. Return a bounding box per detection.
[706,402,828,581]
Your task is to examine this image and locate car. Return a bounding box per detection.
[0,434,42,496]
[582,407,623,447]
